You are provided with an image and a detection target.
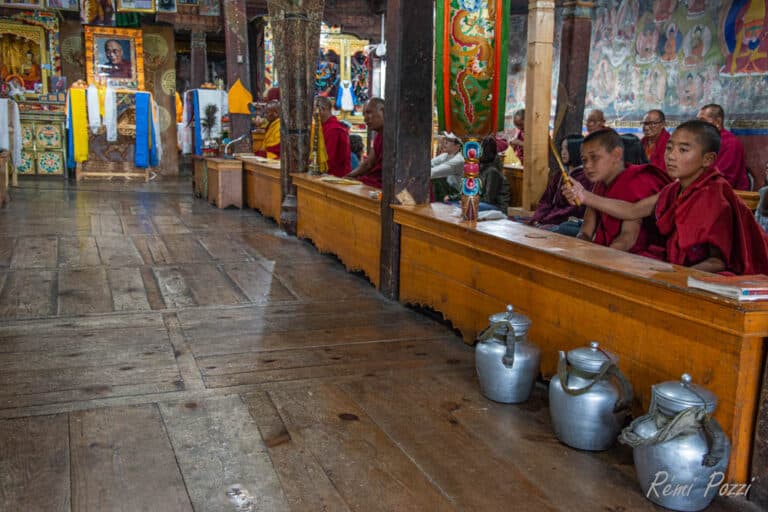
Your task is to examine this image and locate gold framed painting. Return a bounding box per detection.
[0,0,45,8]
[0,20,49,96]
[116,0,154,12]
[84,26,145,90]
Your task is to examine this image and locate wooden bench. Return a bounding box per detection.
[503,163,524,208]
[293,173,382,288]
[206,158,243,209]
[238,155,281,223]
[393,202,768,481]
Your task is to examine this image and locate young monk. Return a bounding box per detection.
[564,120,768,274]
[575,129,671,254]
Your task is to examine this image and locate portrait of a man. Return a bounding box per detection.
[101,38,132,78]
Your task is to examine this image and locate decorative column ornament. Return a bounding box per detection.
[190,31,207,89]
[435,0,509,220]
[267,0,324,235]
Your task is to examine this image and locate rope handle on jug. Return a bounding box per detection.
[557,356,633,412]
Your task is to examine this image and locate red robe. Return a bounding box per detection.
[359,131,383,189]
[715,129,749,190]
[323,115,351,177]
[529,167,592,226]
[513,130,524,164]
[592,164,672,255]
[655,167,768,275]
[642,129,670,172]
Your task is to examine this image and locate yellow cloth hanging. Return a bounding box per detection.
[309,117,328,173]
[175,91,183,123]
[70,88,89,162]
[97,81,106,117]
[228,79,253,115]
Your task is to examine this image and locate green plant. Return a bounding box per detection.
[201,103,219,140]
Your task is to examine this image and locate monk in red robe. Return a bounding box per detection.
[641,109,670,172]
[697,104,749,190]
[315,96,351,177]
[576,129,671,255]
[564,120,768,275]
[255,101,280,159]
[347,98,384,189]
[509,109,525,164]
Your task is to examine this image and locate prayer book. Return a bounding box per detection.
[687,274,768,301]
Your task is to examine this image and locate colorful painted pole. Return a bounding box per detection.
[435,0,509,220]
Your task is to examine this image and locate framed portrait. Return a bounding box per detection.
[0,21,49,96]
[81,0,116,25]
[45,0,79,10]
[116,0,153,12]
[155,0,175,12]
[177,0,197,5]
[84,26,144,90]
[198,0,218,15]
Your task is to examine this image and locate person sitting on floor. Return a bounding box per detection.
[574,128,671,255]
[621,133,649,166]
[255,101,281,159]
[349,134,364,171]
[565,120,768,274]
[527,134,592,235]
[477,136,510,212]
[431,131,465,200]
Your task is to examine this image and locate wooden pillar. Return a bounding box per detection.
[224,0,252,152]
[522,0,555,211]
[752,351,768,508]
[249,19,266,100]
[553,1,594,144]
[267,0,324,235]
[379,0,433,299]
[190,31,207,89]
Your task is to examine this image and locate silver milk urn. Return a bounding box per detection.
[619,374,730,512]
[549,341,633,451]
[475,305,541,403]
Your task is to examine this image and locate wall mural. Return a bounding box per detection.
[584,0,768,122]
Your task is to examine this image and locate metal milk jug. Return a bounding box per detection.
[549,341,633,451]
[619,374,730,512]
[475,305,540,403]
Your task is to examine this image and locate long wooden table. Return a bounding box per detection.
[238,155,281,223]
[293,174,381,288]
[393,202,768,481]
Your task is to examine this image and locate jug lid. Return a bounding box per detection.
[488,305,531,333]
[567,341,616,374]
[652,374,717,415]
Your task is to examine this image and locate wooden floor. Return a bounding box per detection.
[0,178,759,512]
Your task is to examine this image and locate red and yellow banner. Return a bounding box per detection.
[436,0,510,137]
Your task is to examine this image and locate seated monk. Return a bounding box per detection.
[575,128,671,255]
[255,101,280,159]
[528,134,591,231]
[314,95,351,177]
[565,120,768,274]
[21,51,41,90]
[347,98,384,189]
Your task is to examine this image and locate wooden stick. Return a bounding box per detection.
[548,136,579,206]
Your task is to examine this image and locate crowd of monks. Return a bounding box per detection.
[252,93,768,276]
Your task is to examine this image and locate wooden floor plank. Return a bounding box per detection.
[336,375,558,511]
[58,268,113,316]
[58,237,101,268]
[268,259,375,300]
[70,405,192,511]
[153,267,197,308]
[152,215,191,235]
[196,234,254,261]
[108,267,151,312]
[263,384,456,511]
[159,395,290,512]
[141,266,167,310]
[0,270,57,319]
[132,236,172,265]
[161,235,212,263]
[244,390,353,512]
[120,216,157,235]
[180,264,249,306]
[95,236,144,267]
[0,237,15,267]
[0,414,70,512]
[221,262,298,304]
[10,236,58,269]
[90,214,124,235]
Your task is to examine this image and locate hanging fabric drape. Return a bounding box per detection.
[435,0,510,136]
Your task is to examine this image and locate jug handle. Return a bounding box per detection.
[558,359,615,396]
[606,365,634,412]
[702,415,727,467]
[501,322,516,368]
[477,319,510,343]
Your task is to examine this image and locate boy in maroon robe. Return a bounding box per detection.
[576,129,671,254]
[347,98,384,189]
[314,96,351,177]
[564,120,768,275]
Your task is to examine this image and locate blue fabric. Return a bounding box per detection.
[350,152,360,170]
[66,99,75,170]
[134,92,150,168]
[193,90,202,156]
